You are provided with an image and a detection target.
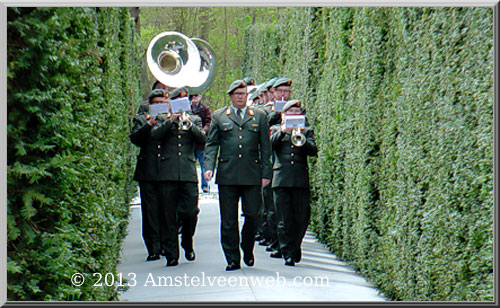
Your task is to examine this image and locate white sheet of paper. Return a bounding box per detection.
[284,115,306,128]
[149,103,170,116]
[170,97,192,114]
[274,100,287,112]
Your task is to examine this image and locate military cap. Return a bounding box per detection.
[282,99,305,113]
[265,77,279,89]
[170,87,189,100]
[249,89,261,101]
[273,77,292,88]
[227,79,247,94]
[243,77,256,86]
[148,89,169,101]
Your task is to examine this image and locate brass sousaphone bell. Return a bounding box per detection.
[146,31,216,129]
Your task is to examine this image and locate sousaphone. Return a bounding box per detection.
[147,31,216,95]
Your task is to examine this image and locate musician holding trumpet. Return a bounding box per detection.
[130,89,170,262]
[150,87,206,267]
[270,99,318,266]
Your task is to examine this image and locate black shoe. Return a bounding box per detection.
[166,259,179,267]
[185,250,196,261]
[243,252,254,267]
[265,244,275,252]
[146,253,160,261]
[259,239,270,246]
[254,233,263,241]
[225,262,241,271]
[285,257,295,266]
[270,250,282,258]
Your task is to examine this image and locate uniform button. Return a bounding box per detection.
[157,145,161,149]
[238,154,242,158]
[178,152,182,156]
[178,135,182,139]
[291,153,295,157]
[239,136,243,140]
[238,127,243,131]
[291,145,295,149]
[291,161,295,165]
[238,144,243,149]
[178,143,182,147]
[158,154,161,158]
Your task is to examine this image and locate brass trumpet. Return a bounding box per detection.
[178,111,192,130]
[291,127,306,147]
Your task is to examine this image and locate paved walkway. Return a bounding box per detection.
[117,175,387,302]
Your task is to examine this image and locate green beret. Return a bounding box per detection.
[265,77,278,89]
[273,77,292,88]
[249,90,261,101]
[148,89,168,101]
[282,99,304,113]
[243,77,256,86]
[255,83,266,93]
[170,87,189,100]
[227,79,247,94]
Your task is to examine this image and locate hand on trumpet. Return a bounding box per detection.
[170,113,181,122]
[146,115,157,126]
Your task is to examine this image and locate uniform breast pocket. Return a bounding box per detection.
[221,124,234,132]
[248,124,260,133]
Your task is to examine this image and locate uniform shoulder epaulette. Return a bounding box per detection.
[225,107,231,115]
[248,108,255,116]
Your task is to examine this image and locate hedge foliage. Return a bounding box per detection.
[7,7,141,300]
[242,7,494,301]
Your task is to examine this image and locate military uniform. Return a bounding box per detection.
[150,87,206,265]
[270,101,317,265]
[130,89,170,260]
[204,101,272,268]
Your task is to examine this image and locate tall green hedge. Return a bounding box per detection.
[243,7,494,301]
[7,7,142,300]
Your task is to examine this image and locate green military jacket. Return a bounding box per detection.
[269,124,318,188]
[204,105,272,185]
[130,112,205,182]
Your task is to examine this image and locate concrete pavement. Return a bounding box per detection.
[117,175,387,302]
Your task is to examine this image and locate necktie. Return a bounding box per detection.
[237,108,242,119]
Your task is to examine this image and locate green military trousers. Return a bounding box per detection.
[161,181,199,261]
[218,185,262,264]
[273,187,311,260]
[138,181,165,256]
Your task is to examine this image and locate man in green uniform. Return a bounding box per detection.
[260,78,293,256]
[130,89,170,262]
[151,87,206,267]
[270,99,317,266]
[204,80,272,271]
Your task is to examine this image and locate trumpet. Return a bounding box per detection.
[178,111,192,130]
[291,127,306,147]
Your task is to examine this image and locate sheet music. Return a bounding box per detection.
[149,103,170,116]
[170,97,192,114]
[274,100,287,112]
[284,115,306,128]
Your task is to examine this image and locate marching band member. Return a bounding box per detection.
[130,89,170,262]
[270,99,317,266]
[151,87,206,267]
